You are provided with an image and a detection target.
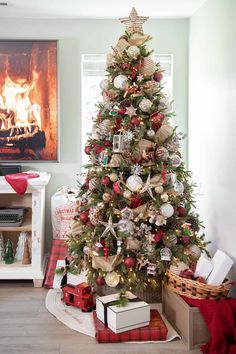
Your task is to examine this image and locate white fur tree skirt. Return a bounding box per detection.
[45,289,180,343]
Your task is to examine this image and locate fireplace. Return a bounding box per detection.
[0,41,58,161]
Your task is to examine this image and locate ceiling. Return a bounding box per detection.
[0,0,207,19]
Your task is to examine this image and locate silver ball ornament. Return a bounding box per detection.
[147,128,155,138]
[160,203,174,218]
[99,78,109,91]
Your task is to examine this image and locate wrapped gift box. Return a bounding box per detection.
[96,292,150,333]
[93,309,168,343]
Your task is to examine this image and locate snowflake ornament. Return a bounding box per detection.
[123,130,135,142]
[131,163,142,175]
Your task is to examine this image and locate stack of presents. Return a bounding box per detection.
[45,187,235,350]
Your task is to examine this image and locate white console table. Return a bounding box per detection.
[0,172,51,287]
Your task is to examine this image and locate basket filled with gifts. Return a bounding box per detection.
[166,249,234,300]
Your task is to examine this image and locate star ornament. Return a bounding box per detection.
[99,215,118,238]
[125,105,137,117]
[119,7,149,34]
[140,174,155,199]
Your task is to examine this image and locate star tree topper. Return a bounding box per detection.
[119,7,149,34]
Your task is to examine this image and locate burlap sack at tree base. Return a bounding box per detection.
[92,254,123,272]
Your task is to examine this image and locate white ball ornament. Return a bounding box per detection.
[160,203,174,218]
[99,78,110,91]
[171,154,182,167]
[113,75,128,90]
[126,45,140,58]
[126,175,143,192]
[174,181,184,195]
[139,98,153,112]
[83,246,90,255]
[105,271,120,287]
[147,128,155,138]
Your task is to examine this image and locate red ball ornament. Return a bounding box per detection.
[84,145,92,155]
[154,71,163,82]
[113,182,121,194]
[180,236,189,244]
[101,176,110,186]
[177,206,187,217]
[124,256,137,269]
[96,276,106,286]
[79,210,89,224]
[131,116,141,126]
[154,230,164,243]
[104,140,112,147]
[95,146,104,154]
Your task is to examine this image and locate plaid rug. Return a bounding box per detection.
[44,239,68,288]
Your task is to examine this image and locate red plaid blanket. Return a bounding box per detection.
[44,239,68,288]
[93,309,168,343]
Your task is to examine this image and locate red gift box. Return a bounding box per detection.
[93,309,168,343]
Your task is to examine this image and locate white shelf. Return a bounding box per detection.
[0,172,51,287]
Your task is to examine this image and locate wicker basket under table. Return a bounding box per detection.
[167,271,233,300]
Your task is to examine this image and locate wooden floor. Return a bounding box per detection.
[0,281,200,354]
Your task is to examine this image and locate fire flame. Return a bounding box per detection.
[0,70,41,135]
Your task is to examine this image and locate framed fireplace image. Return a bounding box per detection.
[0,40,58,161]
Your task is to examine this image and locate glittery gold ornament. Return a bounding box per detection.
[161,193,169,202]
[109,172,118,182]
[105,271,120,287]
[102,193,112,203]
[163,234,177,247]
[155,186,164,194]
[123,189,132,199]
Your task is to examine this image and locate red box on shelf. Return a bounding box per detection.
[93,309,168,343]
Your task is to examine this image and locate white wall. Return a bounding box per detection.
[0,18,189,249]
[189,0,236,292]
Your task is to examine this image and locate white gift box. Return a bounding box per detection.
[207,250,234,285]
[96,292,150,333]
[194,254,213,279]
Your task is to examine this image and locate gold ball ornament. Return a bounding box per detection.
[97,202,105,210]
[161,193,169,202]
[102,193,112,203]
[186,244,202,261]
[139,98,153,112]
[155,186,164,194]
[123,189,132,199]
[109,172,118,182]
[105,271,120,287]
[126,175,143,192]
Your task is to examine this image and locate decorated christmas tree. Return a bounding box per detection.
[68,8,208,292]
